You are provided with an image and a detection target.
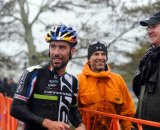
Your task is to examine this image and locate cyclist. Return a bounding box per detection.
[10,24,86,130]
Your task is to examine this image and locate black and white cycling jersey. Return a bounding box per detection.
[10,64,82,130]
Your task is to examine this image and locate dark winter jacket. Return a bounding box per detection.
[133,46,160,130]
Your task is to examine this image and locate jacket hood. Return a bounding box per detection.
[81,62,111,78]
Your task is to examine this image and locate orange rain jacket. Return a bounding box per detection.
[77,63,136,130]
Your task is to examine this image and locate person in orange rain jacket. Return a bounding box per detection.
[77,41,136,130]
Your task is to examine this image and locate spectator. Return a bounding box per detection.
[2,77,10,96]
[0,78,5,95]
[78,41,136,130]
[133,11,160,130]
[7,78,17,98]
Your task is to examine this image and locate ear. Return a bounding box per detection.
[71,47,76,55]
[87,60,90,65]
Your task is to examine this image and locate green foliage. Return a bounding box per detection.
[110,42,150,88]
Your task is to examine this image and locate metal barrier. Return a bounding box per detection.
[0,93,18,130]
[79,108,160,130]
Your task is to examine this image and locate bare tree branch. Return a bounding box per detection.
[107,22,137,48]
[30,0,51,26]
[10,51,28,57]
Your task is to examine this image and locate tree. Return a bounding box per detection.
[110,42,150,87]
[108,0,160,87]
[0,0,160,79]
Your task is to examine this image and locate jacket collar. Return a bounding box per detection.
[82,62,111,78]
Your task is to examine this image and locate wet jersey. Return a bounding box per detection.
[10,64,82,130]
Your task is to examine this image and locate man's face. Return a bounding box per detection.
[147,24,160,46]
[88,51,107,72]
[49,41,75,70]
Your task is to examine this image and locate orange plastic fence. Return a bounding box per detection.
[0,93,18,130]
[79,108,160,130]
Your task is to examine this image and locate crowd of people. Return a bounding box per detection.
[0,11,159,130]
[0,77,17,98]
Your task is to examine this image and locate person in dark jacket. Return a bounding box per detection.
[10,24,86,130]
[133,11,160,130]
[3,77,10,96]
[0,79,5,95]
[7,78,17,98]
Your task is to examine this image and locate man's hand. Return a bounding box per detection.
[42,118,70,130]
[75,123,86,130]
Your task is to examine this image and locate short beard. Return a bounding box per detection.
[97,68,105,72]
[52,60,68,70]
[50,55,69,70]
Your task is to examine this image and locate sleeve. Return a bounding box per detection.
[68,76,82,127]
[10,70,44,125]
[132,70,142,97]
[118,76,136,130]
[132,47,154,97]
